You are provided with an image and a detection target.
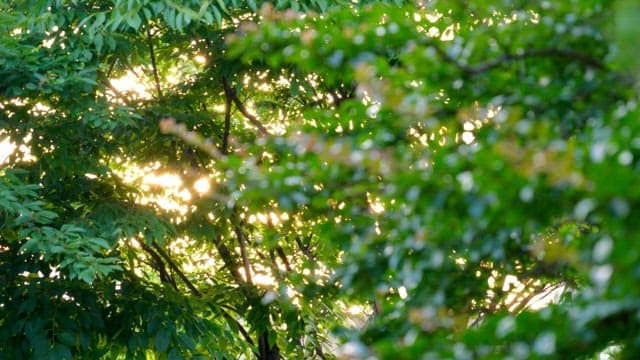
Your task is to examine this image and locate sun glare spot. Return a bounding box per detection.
[0,133,35,164]
[347,304,368,316]
[110,70,153,99]
[251,272,277,287]
[368,193,385,213]
[462,131,475,144]
[398,286,408,299]
[178,189,192,201]
[440,24,456,41]
[193,177,211,194]
[194,54,207,64]
[144,173,183,188]
[247,210,290,226]
[0,137,16,164]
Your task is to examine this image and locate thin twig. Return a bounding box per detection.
[505,278,537,313]
[146,27,163,99]
[268,250,286,283]
[106,57,118,79]
[103,57,130,101]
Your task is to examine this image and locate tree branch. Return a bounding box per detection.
[295,236,315,261]
[151,241,202,297]
[136,239,177,290]
[101,57,133,102]
[146,27,163,99]
[225,81,270,135]
[430,43,607,75]
[219,307,256,346]
[233,223,253,285]
[511,281,565,314]
[275,246,292,272]
[222,76,233,154]
[214,235,245,285]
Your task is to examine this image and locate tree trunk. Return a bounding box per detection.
[258,330,280,360]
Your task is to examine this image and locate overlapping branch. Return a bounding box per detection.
[430,42,607,75]
[146,27,163,99]
[222,78,270,135]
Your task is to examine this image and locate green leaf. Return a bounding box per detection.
[78,268,96,284]
[58,330,76,347]
[215,0,229,15]
[168,348,184,360]
[177,332,196,351]
[94,33,103,54]
[211,6,222,25]
[50,344,73,360]
[155,329,172,352]
[126,13,142,30]
[315,0,328,12]
[94,12,106,28]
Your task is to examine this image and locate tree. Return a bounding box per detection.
[1,0,639,359]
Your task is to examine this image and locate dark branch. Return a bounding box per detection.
[151,242,202,297]
[106,82,129,102]
[233,224,253,284]
[226,83,270,135]
[106,57,118,79]
[102,57,131,102]
[222,76,233,154]
[295,236,315,261]
[137,239,177,290]
[214,236,245,285]
[275,246,292,272]
[431,43,607,75]
[219,307,255,346]
[146,27,163,99]
[258,331,281,360]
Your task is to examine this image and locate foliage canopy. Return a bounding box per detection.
[1,0,640,359]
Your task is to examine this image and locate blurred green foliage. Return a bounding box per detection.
[613,0,640,76]
[1,0,639,359]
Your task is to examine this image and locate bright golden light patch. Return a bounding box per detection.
[462,132,475,144]
[251,271,277,287]
[347,304,367,316]
[110,70,153,99]
[367,193,385,213]
[0,137,16,164]
[193,177,211,194]
[398,286,408,299]
[247,211,289,226]
[143,173,183,188]
[194,54,207,64]
[0,133,35,164]
[117,162,192,215]
[455,257,467,266]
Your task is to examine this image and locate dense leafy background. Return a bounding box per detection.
[1,0,639,359]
